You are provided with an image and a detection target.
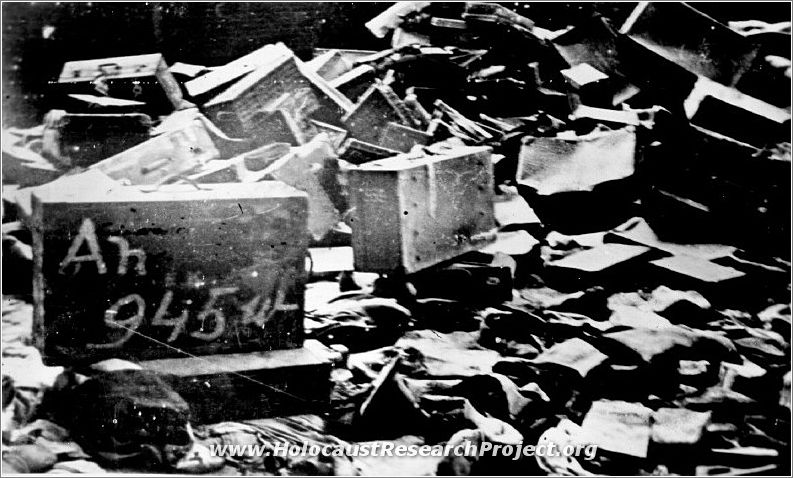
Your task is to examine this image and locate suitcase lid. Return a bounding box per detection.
[352,146,492,171]
[59,53,166,83]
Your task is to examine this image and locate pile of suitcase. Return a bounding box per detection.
[1,0,790,449]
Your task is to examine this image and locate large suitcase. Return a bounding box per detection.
[31,181,309,365]
[620,2,759,87]
[41,110,152,168]
[348,146,497,273]
[57,53,183,116]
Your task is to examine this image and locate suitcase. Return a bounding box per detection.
[686,78,790,148]
[89,116,219,185]
[41,110,152,168]
[57,53,183,116]
[203,43,353,139]
[551,16,688,108]
[620,2,759,87]
[348,146,497,273]
[31,181,309,365]
[341,81,417,144]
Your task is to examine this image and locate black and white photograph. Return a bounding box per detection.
[1,1,791,476]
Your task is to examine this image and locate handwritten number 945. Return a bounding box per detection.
[87,287,297,349]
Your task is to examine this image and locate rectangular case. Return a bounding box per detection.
[31,181,309,365]
[57,53,183,115]
[348,146,496,273]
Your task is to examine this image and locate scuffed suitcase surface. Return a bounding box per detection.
[349,146,496,273]
[31,182,309,365]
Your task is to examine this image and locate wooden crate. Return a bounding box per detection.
[348,146,497,273]
[31,182,309,366]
